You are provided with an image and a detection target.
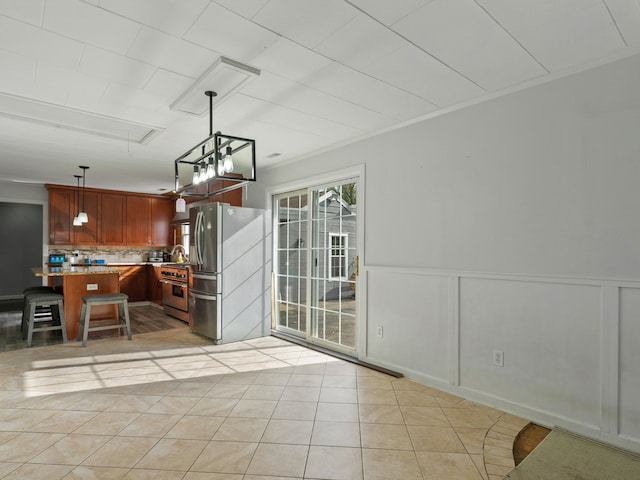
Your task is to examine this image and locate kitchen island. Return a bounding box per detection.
[32,266,121,340]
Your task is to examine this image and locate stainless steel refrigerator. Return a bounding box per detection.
[189,202,272,343]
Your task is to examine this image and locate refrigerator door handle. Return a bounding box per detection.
[195,210,204,266]
[189,291,218,301]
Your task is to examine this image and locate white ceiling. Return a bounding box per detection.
[1,0,640,194]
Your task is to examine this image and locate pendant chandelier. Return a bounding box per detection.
[173,90,256,211]
[73,166,89,225]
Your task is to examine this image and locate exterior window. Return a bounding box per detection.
[329,233,348,280]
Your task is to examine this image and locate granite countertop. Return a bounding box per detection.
[32,266,122,277]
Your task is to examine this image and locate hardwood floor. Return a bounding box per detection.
[0,300,186,351]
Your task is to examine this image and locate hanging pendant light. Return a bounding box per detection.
[77,166,89,224]
[223,145,234,172]
[73,174,83,226]
[175,195,186,213]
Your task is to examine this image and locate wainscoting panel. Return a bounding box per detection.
[365,269,450,383]
[619,287,640,443]
[459,277,601,428]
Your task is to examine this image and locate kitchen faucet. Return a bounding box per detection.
[170,244,187,262]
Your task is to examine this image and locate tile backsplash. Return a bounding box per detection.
[47,247,169,264]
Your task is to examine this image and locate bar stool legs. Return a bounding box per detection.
[77,293,132,347]
[23,292,67,348]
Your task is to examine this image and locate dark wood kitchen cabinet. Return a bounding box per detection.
[115,265,148,302]
[125,195,173,246]
[148,265,163,305]
[101,193,126,245]
[47,185,174,247]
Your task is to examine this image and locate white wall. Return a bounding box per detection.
[247,53,640,452]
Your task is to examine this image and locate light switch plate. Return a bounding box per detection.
[87,284,98,291]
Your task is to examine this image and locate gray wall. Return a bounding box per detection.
[0,183,48,298]
[246,53,640,452]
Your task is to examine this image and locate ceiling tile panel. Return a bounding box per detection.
[211,0,270,19]
[144,69,195,100]
[362,44,485,107]
[603,0,640,47]
[0,50,36,86]
[0,15,83,69]
[477,0,626,71]
[306,63,438,121]
[393,0,547,91]
[35,63,109,98]
[0,0,43,25]
[346,0,435,25]
[98,0,208,36]
[127,26,217,78]
[78,45,157,88]
[184,2,279,62]
[250,38,332,82]
[252,0,359,48]
[315,13,407,70]
[43,0,140,54]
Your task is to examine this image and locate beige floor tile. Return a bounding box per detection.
[262,419,313,444]
[471,453,489,480]
[189,397,238,416]
[190,440,258,474]
[105,394,162,413]
[292,363,327,375]
[205,383,250,398]
[66,393,125,411]
[362,448,423,480]
[280,386,320,402]
[319,387,358,403]
[136,438,208,471]
[0,463,73,480]
[28,409,98,433]
[361,423,413,450]
[271,400,317,420]
[166,381,216,397]
[311,421,360,447]
[0,431,19,444]
[242,384,285,400]
[316,402,359,422]
[216,372,258,385]
[357,388,397,405]
[253,373,291,386]
[246,443,308,477]
[392,378,430,391]
[64,465,130,479]
[455,427,487,454]
[82,436,159,468]
[0,432,65,462]
[0,408,58,431]
[287,373,323,387]
[165,415,224,440]
[243,476,300,480]
[305,445,363,480]
[118,413,182,437]
[322,375,357,388]
[34,435,111,466]
[324,361,358,376]
[357,376,394,390]
[73,411,139,436]
[395,389,440,407]
[401,405,450,426]
[415,451,484,480]
[145,395,200,414]
[407,426,467,452]
[443,408,496,429]
[213,417,269,442]
[228,399,277,418]
[358,404,404,424]
[123,469,186,479]
[0,463,22,479]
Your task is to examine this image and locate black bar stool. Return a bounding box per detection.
[23,292,67,348]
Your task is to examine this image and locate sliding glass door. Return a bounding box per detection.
[274,179,359,355]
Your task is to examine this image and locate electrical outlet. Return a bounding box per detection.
[493,349,504,367]
[376,326,383,338]
[86,283,98,291]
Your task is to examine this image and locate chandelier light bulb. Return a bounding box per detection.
[207,157,216,178]
[223,146,233,172]
[193,165,200,184]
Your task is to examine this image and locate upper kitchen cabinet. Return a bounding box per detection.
[126,195,174,246]
[101,193,126,245]
[47,185,174,247]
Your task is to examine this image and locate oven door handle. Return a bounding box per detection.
[163,280,187,287]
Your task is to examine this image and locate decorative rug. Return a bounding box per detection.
[504,428,640,479]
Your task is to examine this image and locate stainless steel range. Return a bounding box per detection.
[161,264,189,323]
